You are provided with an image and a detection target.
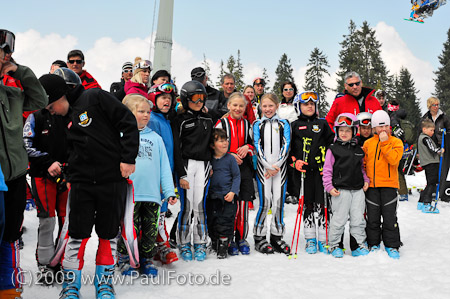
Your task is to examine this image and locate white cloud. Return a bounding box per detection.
[375,21,434,112]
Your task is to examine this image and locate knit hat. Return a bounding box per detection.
[122,61,132,72]
[39,74,68,104]
[132,57,152,76]
[371,110,390,127]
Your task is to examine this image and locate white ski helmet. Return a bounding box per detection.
[371,110,390,127]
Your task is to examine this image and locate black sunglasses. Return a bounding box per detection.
[347,81,361,87]
[68,59,83,64]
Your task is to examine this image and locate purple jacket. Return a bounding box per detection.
[322,147,369,193]
[124,80,148,97]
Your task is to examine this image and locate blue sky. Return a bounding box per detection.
[2,0,450,109]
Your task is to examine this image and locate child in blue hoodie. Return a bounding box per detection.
[118,94,176,276]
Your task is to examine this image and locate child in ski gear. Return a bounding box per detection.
[291,91,334,254]
[215,92,255,256]
[206,128,241,259]
[172,80,213,261]
[118,94,176,276]
[417,119,444,213]
[323,113,370,258]
[147,83,179,264]
[39,73,139,298]
[23,72,72,282]
[363,110,403,259]
[1,33,48,297]
[357,112,373,145]
[253,93,291,254]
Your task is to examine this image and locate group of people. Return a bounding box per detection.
[1,27,449,299]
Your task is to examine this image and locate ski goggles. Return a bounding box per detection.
[134,60,152,72]
[0,29,15,53]
[188,94,205,104]
[157,83,175,94]
[191,71,205,78]
[336,115,357,126]
[299,91,319,103]
[357,112,372,126]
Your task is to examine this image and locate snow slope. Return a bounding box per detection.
[19,172,450,299]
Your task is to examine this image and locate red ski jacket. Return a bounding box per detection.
[79,70,102,90]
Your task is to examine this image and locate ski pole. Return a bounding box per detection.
[289,185,301,259]
[293,172,305,259]
[324,190,329,250]
[405,149,417,176]
[434,128,446,210]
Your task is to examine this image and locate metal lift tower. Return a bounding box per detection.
[152,0,174,72]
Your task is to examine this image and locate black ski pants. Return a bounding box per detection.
[365,187,401,249]
[206,195,237,242]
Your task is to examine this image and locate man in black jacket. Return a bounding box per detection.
[39,74,139,298]
[110,61,132,101]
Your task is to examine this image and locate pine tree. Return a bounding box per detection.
[356,21,389,89]
[272,53,295,98]
[234,50,245,91]
[434,27,450,115]
[226,55,236,75]
[216,60,225,89]
[394,67,421,127]
[202,54,212,86]
[335,20,390,92]
[336,20,361,92]
[304,48,331,117]
[262,68,270,92]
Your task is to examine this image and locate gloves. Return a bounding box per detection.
[290,156,308,172]
[393,126,405,139]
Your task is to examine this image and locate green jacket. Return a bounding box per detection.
[0,65,48,181]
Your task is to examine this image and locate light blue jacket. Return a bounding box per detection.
[130,127,175,204]
[0,165,7,191]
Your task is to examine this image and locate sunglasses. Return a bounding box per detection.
[347,81,361,87]
[123,69,133,73]
[431,104,440,107]
[192,71,205,78]
[336,115,356,126]
[189,94,205,104]
[68,59,83,64]
[283,88,294,92]
[300,91,319,103]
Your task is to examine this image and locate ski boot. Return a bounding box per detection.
[217,237,229,259]
[417,202,424,210]
[318,241,328,253]
[328,246,344,258]
[193,244,207,261]
[179,243,193,261]
[422,204,440,214]
[228,241,239,256]
[399,194,408,201]
[270,235,290,255]
[140,258,158,277]
[60,269,82,299]
[385,247,400,259]
[351,243,369,257]
[116,253,137,276]
[238,239,250,255]
[94,265,115,299]
[370,244,380,252]
[254,236,274,254]
[154,241,178,264]
[305,238,317,254]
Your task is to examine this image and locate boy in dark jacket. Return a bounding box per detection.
[172,80,214,262]
[39,73,139,299]
[417,119,444,213]
[291,91,334,254]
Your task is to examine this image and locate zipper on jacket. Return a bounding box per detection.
[388,163,390,178]
[373,140,380,187]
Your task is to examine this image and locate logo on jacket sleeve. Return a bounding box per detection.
[312,124,321,133]
[78,111,92,127]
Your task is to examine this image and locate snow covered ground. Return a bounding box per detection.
[19,172,450,299]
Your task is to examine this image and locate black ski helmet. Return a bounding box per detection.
[53,67,82,87]
[180,80,207,109]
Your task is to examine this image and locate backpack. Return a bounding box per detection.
[399,119,417,146]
